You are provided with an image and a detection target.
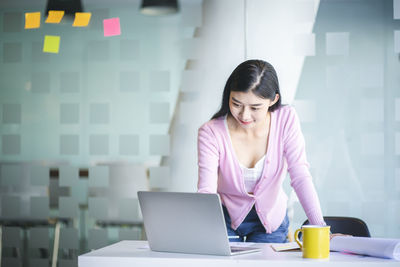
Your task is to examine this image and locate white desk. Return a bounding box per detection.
[78,240,399,267]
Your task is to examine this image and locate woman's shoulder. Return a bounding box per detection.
[274,104,298,120]
[199,116,225,132]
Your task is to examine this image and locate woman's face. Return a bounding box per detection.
[229,90,278,129]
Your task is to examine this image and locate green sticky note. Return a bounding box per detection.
[43,35,60,53]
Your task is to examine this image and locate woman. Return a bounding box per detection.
[197,59,325,243]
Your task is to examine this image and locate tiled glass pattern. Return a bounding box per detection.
[2,134,21,154]
[3,42,22,63]
[292,0,399,239]
[149,71,170,91]
[60,135,79,155]
[1,1,201,265]
[120,40,140,61]
[31,72,50,93]
[3,12,22,32]
[60,103,80,124]
[2,103,21,123]
[89,134,109,155]
[326,32,349,56]
[119,71,140,92]
[60,72,80,93]
[118,135,139,155]
[149,102,169,123]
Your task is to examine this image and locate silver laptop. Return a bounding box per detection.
[137,191,261,256]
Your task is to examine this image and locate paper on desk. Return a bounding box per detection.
[330,236,400,260]
[271,242,300,252]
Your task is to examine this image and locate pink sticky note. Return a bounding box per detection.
[103,17,121,37]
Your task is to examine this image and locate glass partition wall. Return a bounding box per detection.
[1,0,399,266]
[0,0,202,266]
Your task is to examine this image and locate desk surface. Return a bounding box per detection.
[78,240,399,267]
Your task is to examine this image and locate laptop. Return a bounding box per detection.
[137,191,262,256]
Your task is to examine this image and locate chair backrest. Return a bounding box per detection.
[302,216,371,237]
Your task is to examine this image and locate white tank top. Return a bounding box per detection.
[224,115,266,193]
[240,155,266,193]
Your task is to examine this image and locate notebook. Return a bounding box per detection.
[137,191,262,256]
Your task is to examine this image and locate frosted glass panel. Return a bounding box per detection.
[89,197,108,220]
[89,134,109,155]
[149,135,170,156]
[2,134,21,154]
[149,166,170,188]
[360,99,384,122]
[59,166,79,187]
[120,71,140,92]
[3,12,22,32]
[120,40,140,61]
[2,227,22,248]
[28,228,49,248]
[59,197,78,218]
[1,196,21,217]
[90,103,110,124]
[60,135,79,155]
[88,40,110,61]
[2,103,21,124]
[3,42,22,63]
[396,99,400,121]
[60,72,80,93]
[294,0,398,238]
[60,103,79,124]
[395,31,400,53]
[59,228,79,249]
[395,0,400,19]
[32,42,50,63]
[88,166,109,187]
[119,135,139,155]
[31,72,50,93]
[326,32,349,56]
[88,229,108,250]
[30,197,49,219]
[30,165,49,186]
[359,65,384,88]
[149,102,169,123]
[149,71,170,92]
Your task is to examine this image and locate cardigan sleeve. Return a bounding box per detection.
[283,107,326,226]
[197,123,219,193]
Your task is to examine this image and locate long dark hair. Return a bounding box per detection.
[211,59,282,120]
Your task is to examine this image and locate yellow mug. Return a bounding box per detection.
[294,225,330,259]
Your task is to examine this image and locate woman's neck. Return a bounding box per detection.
[227,112,270,138]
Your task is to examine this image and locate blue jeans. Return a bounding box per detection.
[222,205,289,243]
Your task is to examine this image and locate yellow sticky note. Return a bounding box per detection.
[45,10,65,23]
[72,12,91,27]
[25,12,41,29]
[43,35,60,54]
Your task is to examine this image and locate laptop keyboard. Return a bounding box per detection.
[230,246,257,253]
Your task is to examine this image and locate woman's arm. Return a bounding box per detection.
[197,124,219,193]
[283,107,325,226]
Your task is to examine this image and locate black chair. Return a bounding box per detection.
[302,216,371,237]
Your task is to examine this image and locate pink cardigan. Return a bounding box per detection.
[197,105,325,233]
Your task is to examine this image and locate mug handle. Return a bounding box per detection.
[294,229,303,250]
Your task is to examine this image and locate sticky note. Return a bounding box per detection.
[25,12,41,29]
[103,17,121,37]
[72,12,91,27]
[45,10,64,23]
[43,35,60,54]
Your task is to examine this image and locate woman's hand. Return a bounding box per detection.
[330,233,351,241]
